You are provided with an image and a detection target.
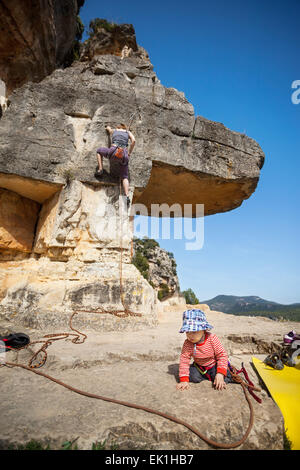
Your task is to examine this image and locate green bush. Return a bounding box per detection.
[132,251,149,281]
[181,288,199,305]
[88,18,117,36]
[158,283,169,301]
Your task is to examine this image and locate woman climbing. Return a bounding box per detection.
[95,123,136,207]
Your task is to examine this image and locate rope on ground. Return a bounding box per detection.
[4,359,255,449]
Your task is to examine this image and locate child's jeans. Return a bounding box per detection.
[189,363,234,384]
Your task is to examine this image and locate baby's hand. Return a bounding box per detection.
[176,382,190,391]
[213,373,226,391]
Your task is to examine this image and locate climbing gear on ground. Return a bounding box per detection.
[228,362,262,404]
[0,312,86,369]
[0,332,30,352]
[264,353,284,371]
[280,349,294,367]
[282,341,300,367]
[284,330,300,344]
[289,339,300,366]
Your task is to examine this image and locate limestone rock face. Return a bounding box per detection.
[0,21,265,331]
[80,21,140,60]
[0,188,40,255]
[0,0,83,95]
[0,179,158,331]
[34,180,133,262]
[0,256,158,331]
[0,53,264,215]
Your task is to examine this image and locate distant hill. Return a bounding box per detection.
[200,295,300,322]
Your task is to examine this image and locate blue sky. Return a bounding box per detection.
[80,0,300,304]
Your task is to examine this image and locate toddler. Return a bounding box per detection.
[176,309,234,391]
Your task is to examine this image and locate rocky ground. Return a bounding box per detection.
[0,304,298,450]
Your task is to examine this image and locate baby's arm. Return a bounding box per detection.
[212,335,228,391]
[176,381,190,391]
[214,373,226,390]
[176,340,192,391]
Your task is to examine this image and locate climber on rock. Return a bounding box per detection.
[95,123,135,207]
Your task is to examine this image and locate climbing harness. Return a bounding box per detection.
[0,180,262,449]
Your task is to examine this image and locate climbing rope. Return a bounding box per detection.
[2,307,260,449]
[4,358,257,449]
[0,179,261,449]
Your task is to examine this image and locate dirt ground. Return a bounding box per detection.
[0,304,298,450]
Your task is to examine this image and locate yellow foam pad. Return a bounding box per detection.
[252,356,300,450]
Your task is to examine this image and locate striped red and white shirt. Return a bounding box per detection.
[179,332,228,382]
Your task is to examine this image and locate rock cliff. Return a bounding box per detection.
[132,237,181,301]
[0,20,265,331]
[0,14,288,453]
[0,0,84,95]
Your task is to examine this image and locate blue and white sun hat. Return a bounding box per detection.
[179,309,213,333]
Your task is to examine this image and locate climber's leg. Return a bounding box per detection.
[95,146,116,175]
[119,151,129,198]
[96,152,103,173]
[122,178,129,196]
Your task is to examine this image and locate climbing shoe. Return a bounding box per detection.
[280,349,294,367]
[264,353,284,370]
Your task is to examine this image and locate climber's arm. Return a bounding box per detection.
[128,130,136,156]
[105,125,113,135]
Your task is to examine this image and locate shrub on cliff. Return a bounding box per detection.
[158,283,170,301]
[181,288,199,305]
[131,251,149,281]
[88,18,117,36]
[132,236,159,259]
